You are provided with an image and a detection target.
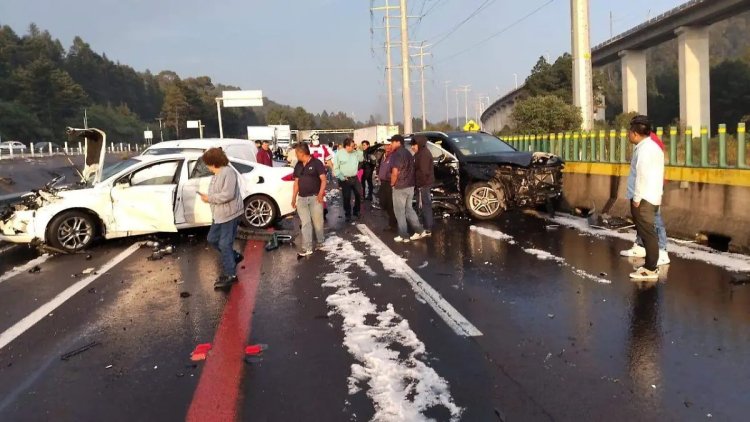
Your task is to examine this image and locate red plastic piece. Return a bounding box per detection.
[244,345,263,356]
[190,343,213,361]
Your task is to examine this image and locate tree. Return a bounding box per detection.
[525,54,574,103]
[161,84,188,138]
[711,60,750,131]
[511,95,582,133]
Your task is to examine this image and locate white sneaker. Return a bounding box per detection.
[658,250,670,266]
[297,250,313,258]
[394,236,410,243]
[629,266,659,281]
[620,244,646,258]
[410,232,427,241]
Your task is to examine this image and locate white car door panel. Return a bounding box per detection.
[111,160,180,234]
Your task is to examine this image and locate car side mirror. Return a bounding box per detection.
[115,179,130,188]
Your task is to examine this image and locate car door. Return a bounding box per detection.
[180,159,214,225]
[110,160,181,234]
[426,140,460,194]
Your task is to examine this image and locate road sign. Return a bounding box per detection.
[144,130,153,140]
[187,120,200,129]
[222,90,263,108]
[464,120,480,132]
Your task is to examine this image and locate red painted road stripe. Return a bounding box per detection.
[186,240,265,422]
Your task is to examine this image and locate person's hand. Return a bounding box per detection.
[291,198,297,209]
[632,200,640,208]
[317,193,325,204]
[198,192,209,203]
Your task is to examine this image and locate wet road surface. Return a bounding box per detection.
[0,189,749,421]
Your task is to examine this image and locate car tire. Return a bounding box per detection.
[465,182,506,220]
[47,210,97,252]
[242,195,277,229]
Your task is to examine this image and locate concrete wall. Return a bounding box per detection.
[562,168,750,252]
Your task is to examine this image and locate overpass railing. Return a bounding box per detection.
[504,123,749,169]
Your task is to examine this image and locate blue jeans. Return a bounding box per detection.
[392,187,423,238]
[636,208,667,250]
[296,196,325,251]
[207,217,241,277]
[417,186,433,231]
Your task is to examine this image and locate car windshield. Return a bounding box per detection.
[448,133,516,156]
[97,158,141,184]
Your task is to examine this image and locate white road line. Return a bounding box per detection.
[0,254,51,285]
[356,224,483,338]
[0,243,141,350]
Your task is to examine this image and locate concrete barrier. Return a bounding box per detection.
[562,163,750,252]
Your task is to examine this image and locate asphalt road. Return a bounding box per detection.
[0,187,749,421]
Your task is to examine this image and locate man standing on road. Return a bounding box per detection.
[292,143,327,257]
[333,138,364,222]
[377,142,398,230]
[389,135,426,243]
[412,135,434,236]
[256,141,274,166]
[360,140,375,201]
[620,131,670,266]
[626,115,665,281]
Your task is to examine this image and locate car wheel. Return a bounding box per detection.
[465,182,505,220]
[242,196,277,229]
[47,211,97,252]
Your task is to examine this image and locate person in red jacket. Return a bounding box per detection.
[256,141,273,166]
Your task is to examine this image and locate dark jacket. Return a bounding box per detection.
[413,136,435,188]
[257,149,273,166]
[390,146,416,189]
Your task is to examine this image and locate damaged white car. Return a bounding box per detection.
[0,128,295,252]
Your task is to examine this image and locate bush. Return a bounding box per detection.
[511,95,582,133]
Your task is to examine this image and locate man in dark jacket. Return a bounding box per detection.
[389,135,425,243]
[377,142,398,230]
[411,135,434,235]
[256,141,274,166]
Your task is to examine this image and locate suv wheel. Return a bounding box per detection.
[465,182,505,220]
[47,211,97,252]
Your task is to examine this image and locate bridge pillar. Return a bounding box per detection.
[619,50,648,114]
[676,26,711,135]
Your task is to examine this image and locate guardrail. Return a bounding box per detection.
[505,123,749,169]
[0,142,149,160]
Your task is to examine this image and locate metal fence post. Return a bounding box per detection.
[739,123,747,169]
[547,133,554,154]
[718,124,727,168]
[572,132,580,161]
[669,127,677,165]
[564,132,571,161]
[581,132,588,161]
[609,130,616,163]
[685,129,693,167]
[619,129,628,163]
[700,126,709,167]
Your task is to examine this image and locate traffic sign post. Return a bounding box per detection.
[216,90,263,138]
[187,120,204,139]
[144,130,154,145]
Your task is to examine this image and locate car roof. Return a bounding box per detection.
[146,138,251,149]
[130,151,203,162]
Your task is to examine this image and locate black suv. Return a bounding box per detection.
[369,131,564,220]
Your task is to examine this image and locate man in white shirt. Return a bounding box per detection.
[626,115,665,281]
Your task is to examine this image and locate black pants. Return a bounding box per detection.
[378,181,397,228]
[631,200,659,271]
[361,167,374,199]
[340,177,362,218]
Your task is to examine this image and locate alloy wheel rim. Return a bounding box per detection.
[246,200,273,227]
[58,217,93,249]
[469,187,500,217]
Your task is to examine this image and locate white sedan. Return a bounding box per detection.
[0,129,294,252]
[0,141,27,153]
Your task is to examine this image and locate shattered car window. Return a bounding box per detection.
[99,158,140,183]
[449,133,515,156]
[190,159,213,179]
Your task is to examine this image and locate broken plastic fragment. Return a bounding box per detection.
[82,267,95,275]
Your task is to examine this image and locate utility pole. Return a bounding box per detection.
[513,73,518,90]
[399,0,413,134]
[444,81,451,124]
[371,0,398,125]
[215,98,224,139]
[571,0,594,130]
[155,117,164,142]
[454,89,460,128]
[457,85,471,125]
[411,43,431,131]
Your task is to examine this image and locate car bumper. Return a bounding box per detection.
[0,233,35,243]
[0,210,39,244]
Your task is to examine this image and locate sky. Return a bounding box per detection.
[1,0,687,123]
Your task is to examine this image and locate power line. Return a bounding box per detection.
[434,0,555,64]
[427,0,500,47]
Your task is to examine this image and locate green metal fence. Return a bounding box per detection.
[504,123,749,169]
